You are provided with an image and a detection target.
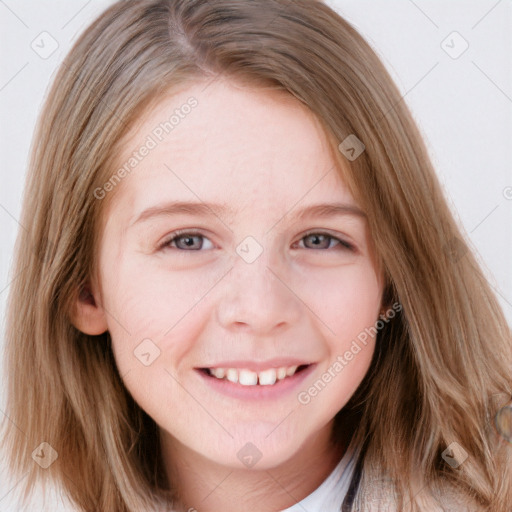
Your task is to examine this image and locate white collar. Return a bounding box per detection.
[279,439,358,512]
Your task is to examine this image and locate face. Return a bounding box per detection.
[83,78,384,471]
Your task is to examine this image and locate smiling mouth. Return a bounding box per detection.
[198,364,311,386]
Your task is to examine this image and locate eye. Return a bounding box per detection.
[158,229,355,253]
[159,230,214,251]
[296,231,355,251]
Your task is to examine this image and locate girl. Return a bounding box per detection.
[2,0,511,511]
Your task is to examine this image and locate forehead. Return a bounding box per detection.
[104,78,356,223]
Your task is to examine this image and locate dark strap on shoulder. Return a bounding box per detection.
[340,456,362,511]
[341,435,370,512]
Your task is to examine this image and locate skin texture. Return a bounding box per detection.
[73,78,385,512]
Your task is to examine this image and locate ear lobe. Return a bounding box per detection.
[70,285,109,335]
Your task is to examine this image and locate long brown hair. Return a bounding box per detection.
[2,1,511,510]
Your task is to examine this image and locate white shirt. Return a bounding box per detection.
[279,439,359,512]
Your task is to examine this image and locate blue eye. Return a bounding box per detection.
[297,232,354,251]
[159,230,213,251]
[159,230,354,253]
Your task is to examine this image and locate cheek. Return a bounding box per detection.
[293,259,382,411]
[327,261,382,375]
[100,264,209,419]
[100,257,221,368]
[299,257,383,339]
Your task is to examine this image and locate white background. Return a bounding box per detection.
[1,1,511,510]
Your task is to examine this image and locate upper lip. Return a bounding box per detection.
[198,357,313,372]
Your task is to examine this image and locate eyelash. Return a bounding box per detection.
[300,230,355,251]
[158,229,355,252]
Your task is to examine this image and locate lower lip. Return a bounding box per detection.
[195,364,317,401]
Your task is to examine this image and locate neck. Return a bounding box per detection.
[160,421,347,512]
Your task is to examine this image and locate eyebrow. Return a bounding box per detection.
[295,202,366,221]
[130,200,366,227]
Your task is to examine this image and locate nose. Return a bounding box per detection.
[215,247,303,336]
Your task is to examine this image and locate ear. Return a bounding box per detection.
[70,283,109,335]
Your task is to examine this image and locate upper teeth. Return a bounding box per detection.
[208,365,300,386]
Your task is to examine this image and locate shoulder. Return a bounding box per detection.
[359,477,483,511]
